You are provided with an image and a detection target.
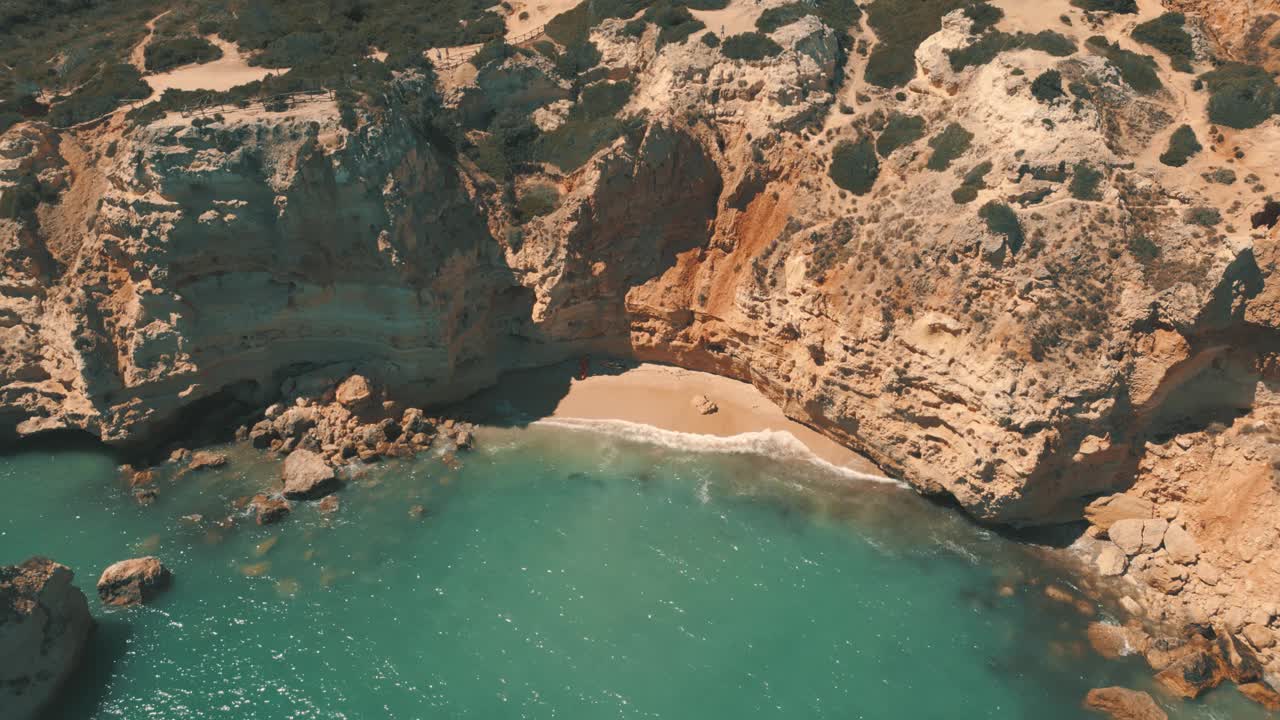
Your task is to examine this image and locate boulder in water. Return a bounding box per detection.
[1239,682,1280,711]
[1083,687,1167,720]
[0,557,94,720]
[251,494,292,525]
[96,556,172,606]
[188,450,228,471]
[281,449,339,500]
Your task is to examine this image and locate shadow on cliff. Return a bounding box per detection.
[446,356,639,427]
[43,616,132,719]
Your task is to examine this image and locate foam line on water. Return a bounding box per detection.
[533,417,904,486]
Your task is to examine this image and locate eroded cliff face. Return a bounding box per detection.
[2,0,1279,631]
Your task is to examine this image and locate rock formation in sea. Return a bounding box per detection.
[0,557,94,720]
[2,0,1280,703]
[97,557,173,606]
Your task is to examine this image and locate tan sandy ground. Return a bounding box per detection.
[471,362,887,477]
[691,0,768,38]
[144,37,280,95]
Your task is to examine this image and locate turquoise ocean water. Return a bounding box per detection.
[0,422,1267,719]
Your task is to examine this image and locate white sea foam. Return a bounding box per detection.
[532,417,904,487]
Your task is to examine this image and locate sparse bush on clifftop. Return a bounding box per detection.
[1069,161,1104,200]
[48,63,152,127]
[1086,36,1162,94]
[951,160,992,204]
[756,3,810,33]
[926,123,973,171]
[1159,124,1201,167]
[1132,12,1194,73]
[1031,70,1064,103]
[1070,0,1137,12]
[829,137,879,195]
[979,201,1024,253]
[1198,63,1280,130]
[144,36,223,73]
[876,113,926,157]
[946,30,1075,71]
[721,32,783,61]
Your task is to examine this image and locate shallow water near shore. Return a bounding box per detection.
[1,424,1268,719]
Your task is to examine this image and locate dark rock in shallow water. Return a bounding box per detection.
[1152,642,1228,698]
[1083,687,1167,720]
[281,449,340,500]
[0,557,94,720]
[251,494,292,525]
[97,557,172,606]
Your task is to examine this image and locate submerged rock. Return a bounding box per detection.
[96,556,172,606]
[281,449,340,500]
[0,557,94,720]
[1083,687,1167,720]
[251,494,292,525]
[187,450,228,471]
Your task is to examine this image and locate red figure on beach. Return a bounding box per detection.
[578,356,590,380]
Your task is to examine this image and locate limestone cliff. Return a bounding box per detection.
[2,0,1280,681]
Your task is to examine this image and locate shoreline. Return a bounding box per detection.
[463,361,891,481]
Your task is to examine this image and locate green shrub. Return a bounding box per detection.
[1132,12,1194,72]
[963,2,1003,33]
[645,1,705,47]
[48,63,152,127]
[979,201,1024,253]
[865,0,970,87]
[1068,80,1093,99]
[555,40,602,78]
[1127,235,1159,262]
[946,30,1075,71]
[144,36,223,72]
[1158,124,1201,166]
[579,80,633,119]
[1070,0,1137,12]
[1068,161,1103,200]
[546,1,595,46]
[701,32,720,47]
[829,137,879,194]
[517,183,561,222]
[951,160,992,204]
[1184,206,1221,227]
[876,113,926,156]
[0,112,21,134]
[757,3,810,33]
[1198,63,1280,130]
[470,39,512,68]
[926,122,973,171]
[722,32,783,60]
[812,0,861,32]
[1031,70,1064,102]
[1086,36,1162,94]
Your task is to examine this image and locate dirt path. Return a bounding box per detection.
[130,10,173,71]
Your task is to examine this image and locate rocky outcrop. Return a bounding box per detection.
[251,493,291,525]
[96,557,172,606]
[3,0,1280,705]
[0,557,93,720]
[1083,687,1167,720]
[281,449,340,500]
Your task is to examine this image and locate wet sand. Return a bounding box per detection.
[467,361,886,478]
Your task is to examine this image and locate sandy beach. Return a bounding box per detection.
[465,361,888,480]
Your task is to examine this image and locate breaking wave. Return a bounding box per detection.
[533,417,904,486]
